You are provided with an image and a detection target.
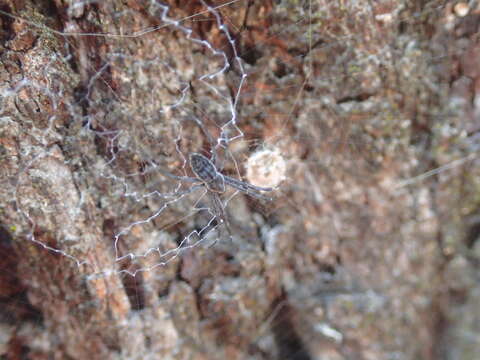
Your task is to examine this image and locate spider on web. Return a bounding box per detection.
[153,117,274,241]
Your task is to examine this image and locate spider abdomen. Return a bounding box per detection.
[189,153,225,193]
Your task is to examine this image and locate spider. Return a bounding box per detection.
[153,118,274,242]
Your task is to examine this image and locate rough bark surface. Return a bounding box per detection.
[1,1,479,359]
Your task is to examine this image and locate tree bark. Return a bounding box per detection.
[1,1,479,359]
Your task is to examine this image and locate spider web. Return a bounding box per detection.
[92,1,252,275]
[4,1,259,277]
[1,0,477,357]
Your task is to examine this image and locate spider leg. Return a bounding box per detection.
[130,159,197,183]
[208,192,234,245]
[191,116,221,165]
[148,183,204,200]
[155,165,198,183]
[223,175,274,201]
[145,166,202,198]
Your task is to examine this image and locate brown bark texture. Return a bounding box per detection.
[0,0,479,359]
